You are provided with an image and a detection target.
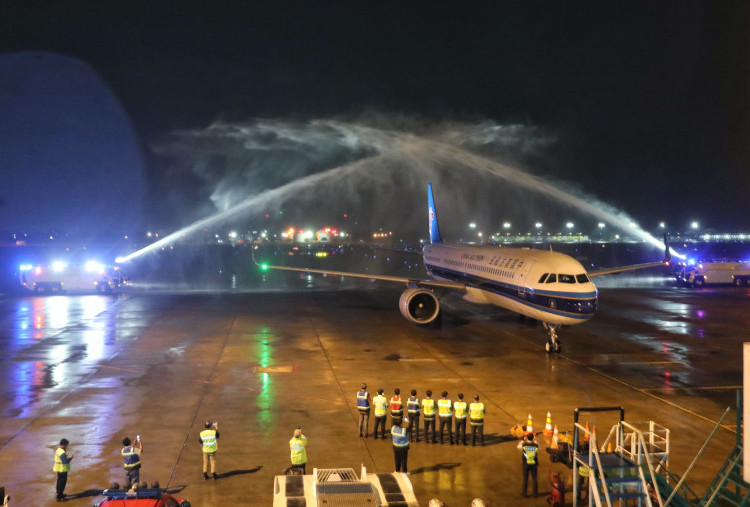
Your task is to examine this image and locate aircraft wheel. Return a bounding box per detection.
[554,342,562,353]
[545,341,553,353]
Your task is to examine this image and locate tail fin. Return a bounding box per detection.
[427,183,443,244]
[663,232,672,263]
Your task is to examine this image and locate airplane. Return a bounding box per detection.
[257,183,670,353]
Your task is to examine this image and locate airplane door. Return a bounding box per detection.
[517,260,536,296]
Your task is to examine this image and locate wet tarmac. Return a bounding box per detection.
[0,275,747,506]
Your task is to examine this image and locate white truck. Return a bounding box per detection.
[678,261,750,287]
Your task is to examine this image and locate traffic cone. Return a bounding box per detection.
[583,422,590,442]
[551,425,559,449]
[526,413,534,434]
[543,411,554,437]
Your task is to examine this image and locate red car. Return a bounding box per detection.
[95,486,191,507]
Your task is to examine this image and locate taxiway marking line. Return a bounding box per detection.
[641,385,742,392]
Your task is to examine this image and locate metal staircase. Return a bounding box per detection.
[571,393,750,507]
[696,392,750,506]
[572,407,670,507]
[699,446,749,505]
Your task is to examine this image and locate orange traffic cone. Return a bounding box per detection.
[526,413,534,434]
[543,411,554,437]
[583,422,590,442]
[551,425,559,449]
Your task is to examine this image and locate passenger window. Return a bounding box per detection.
[576,273,590,283]
[546,274,557,283]
[559,274,575,283]
[538,273,548,283]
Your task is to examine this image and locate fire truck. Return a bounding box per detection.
[19,261,125,293]
[677,261,750,287]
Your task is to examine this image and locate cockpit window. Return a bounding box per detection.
[545,274,557,283]
[558,274,575,283]
[538,273,548,283]
[576,273,590,283]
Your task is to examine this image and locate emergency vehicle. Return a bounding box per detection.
[19,261,125,293]
[677,261,750,287]
[95,486,190,507]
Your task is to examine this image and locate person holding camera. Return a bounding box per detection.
[289,427,308,475]
[121,435,143,489]
[199,420,219,480]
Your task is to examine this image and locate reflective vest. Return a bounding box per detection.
[422,398,436,418]
[53,448,70,473]
[579,464,590,477]
[289,435,307,465]
[391,425,409,447]
[356,390,370,411]
[121,446,141,469]
[200,429,218,453]
[373,395,388,417]
[407,396,420,414]
[469,402,486,424]
[523,442,539,464]
[438,398,452,417]
[390,396,403,415]
[454,400,468,419]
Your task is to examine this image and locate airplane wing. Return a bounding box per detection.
[256,261,467,291]
[589,234,672,277]
[587,260,670,277]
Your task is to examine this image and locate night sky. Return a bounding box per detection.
[2,2,749,237]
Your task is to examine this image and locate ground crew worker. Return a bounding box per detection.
[121,436,143,489]
[391,415,410,473]
[53,438,75,502]
[289,428,308,474]
[373,388,388,439]
[422,389,437,443]
[356,383,371,437]
[518,432,540,498]
[390,388,403,426]
[469,394,486,446]
[407,389,420,442]
[199,420,219,480]
[438,391,453,444]
[453,393,468,445]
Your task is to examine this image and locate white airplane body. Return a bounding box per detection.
[260,183,668,353]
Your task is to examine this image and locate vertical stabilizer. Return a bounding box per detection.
[427,183,443,244]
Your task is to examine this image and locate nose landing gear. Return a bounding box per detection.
[543,322,562,353]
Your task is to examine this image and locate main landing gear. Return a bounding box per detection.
[543,322,562,353]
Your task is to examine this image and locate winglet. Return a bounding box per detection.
[427,183,443,244]
[663,232,672,263]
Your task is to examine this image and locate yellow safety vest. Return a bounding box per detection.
[469,402,485,423]
[422,398,436,417]
[454,401,468,419]
[53,448,70,473]
[579,464,590,477]
[200,429,218,453]
[438,398,452,417]
[373,395,388,417]
[289,435,307,465]
[121,446,141,469]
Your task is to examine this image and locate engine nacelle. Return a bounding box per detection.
[399,288,440,324]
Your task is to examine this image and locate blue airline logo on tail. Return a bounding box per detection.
[427,183,443,244]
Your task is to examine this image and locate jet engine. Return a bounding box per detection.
[399,288,440,324]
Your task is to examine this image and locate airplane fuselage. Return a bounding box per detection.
[422,243,598,326]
